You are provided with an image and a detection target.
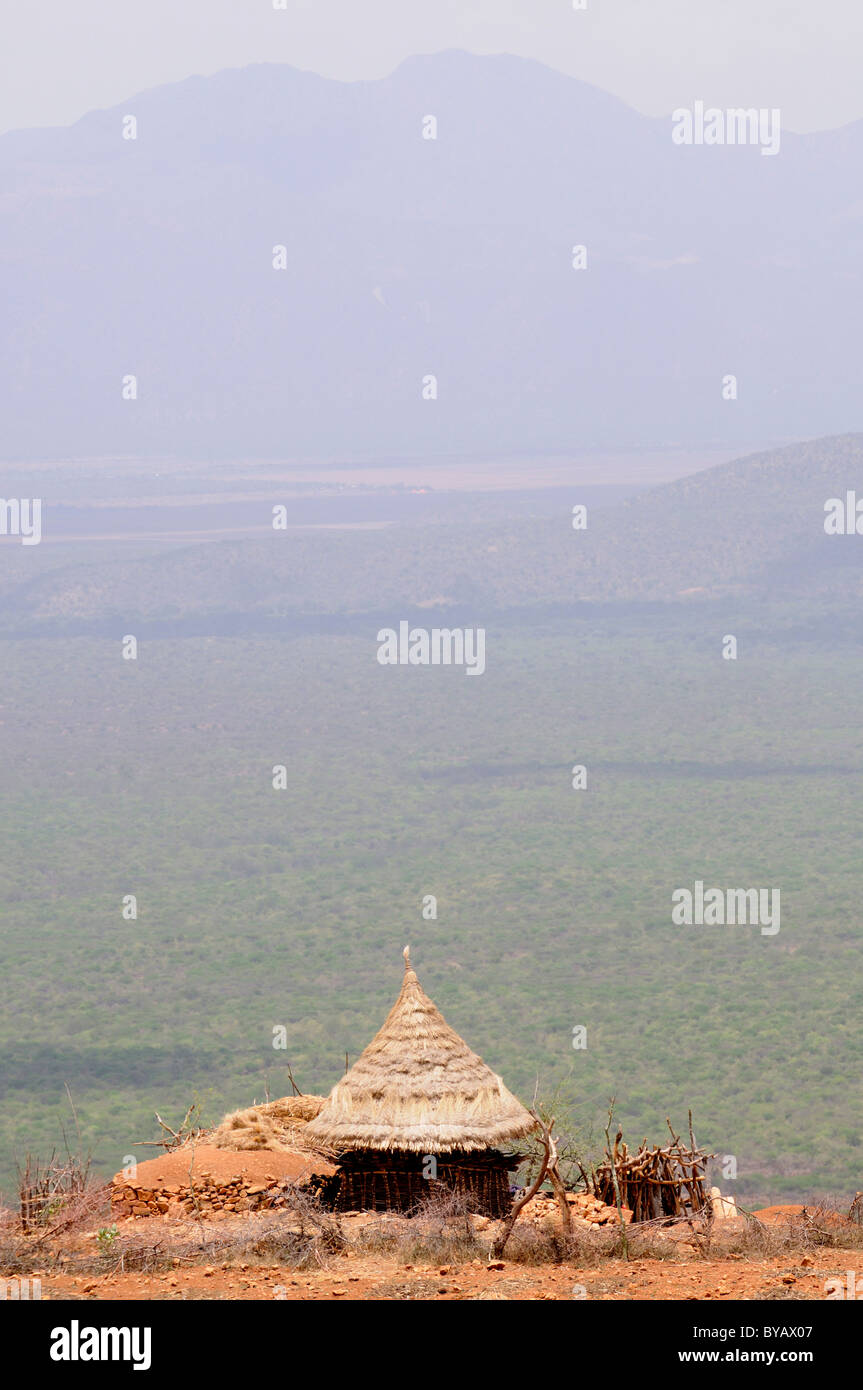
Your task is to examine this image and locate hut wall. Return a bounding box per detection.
[334,1150,513,1217]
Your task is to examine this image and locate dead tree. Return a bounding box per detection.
[492,1111,554,1257]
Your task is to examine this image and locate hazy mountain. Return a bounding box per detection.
[3,434,862,628]
[1,52,863,459]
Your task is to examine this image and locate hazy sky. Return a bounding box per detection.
[2,0,862,136]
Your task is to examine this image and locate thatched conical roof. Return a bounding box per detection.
[306,948,536,1154]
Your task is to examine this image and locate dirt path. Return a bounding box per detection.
[38,1247,851,1302]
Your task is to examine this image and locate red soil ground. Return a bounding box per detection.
[115,1145,335,1186]
[10,1160,858,1302]
[753,1205,807,1222]
[31,1240,856,1302]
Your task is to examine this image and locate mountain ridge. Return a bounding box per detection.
[1,53,861,458]
[3,434,861,629]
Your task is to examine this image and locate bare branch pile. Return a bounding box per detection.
[590,1115,715,1223]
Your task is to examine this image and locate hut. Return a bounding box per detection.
[306,947,536,1216]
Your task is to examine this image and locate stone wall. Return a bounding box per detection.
[111,1172,288,1219]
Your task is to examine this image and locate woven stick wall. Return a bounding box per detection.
[334,1150,513,1217]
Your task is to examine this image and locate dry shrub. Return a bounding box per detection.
[350,1212,413,1256]
[505,1209,684,1267]
[41,1184,112,1238]
[784,1205,861,1251]
[504,1221,585,1266]
[710,1203,863,1258]
[149,1101,207,1152]
[593,1220,687,1263]
[16,1147,110,1240]
[0,1232,33,1276]
[404,1188,486,1264]
[64,1191,345,1277]
[0,1187,110,1278]
[18,1151,89,1231]
[244,1183,345,1266]
[354,1187,486,1264]
[724,1215,793,1258]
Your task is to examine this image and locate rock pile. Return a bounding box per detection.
[522,1190,633,1228]
[111,1172,289,1220]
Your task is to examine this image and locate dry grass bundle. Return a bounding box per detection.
[207,1095,329,1156]
[307,947,536,1154]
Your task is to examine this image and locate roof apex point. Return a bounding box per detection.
[403,944,411,970]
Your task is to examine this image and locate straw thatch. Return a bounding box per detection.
[306,947,536,1154]
[208,1094,330,1156]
